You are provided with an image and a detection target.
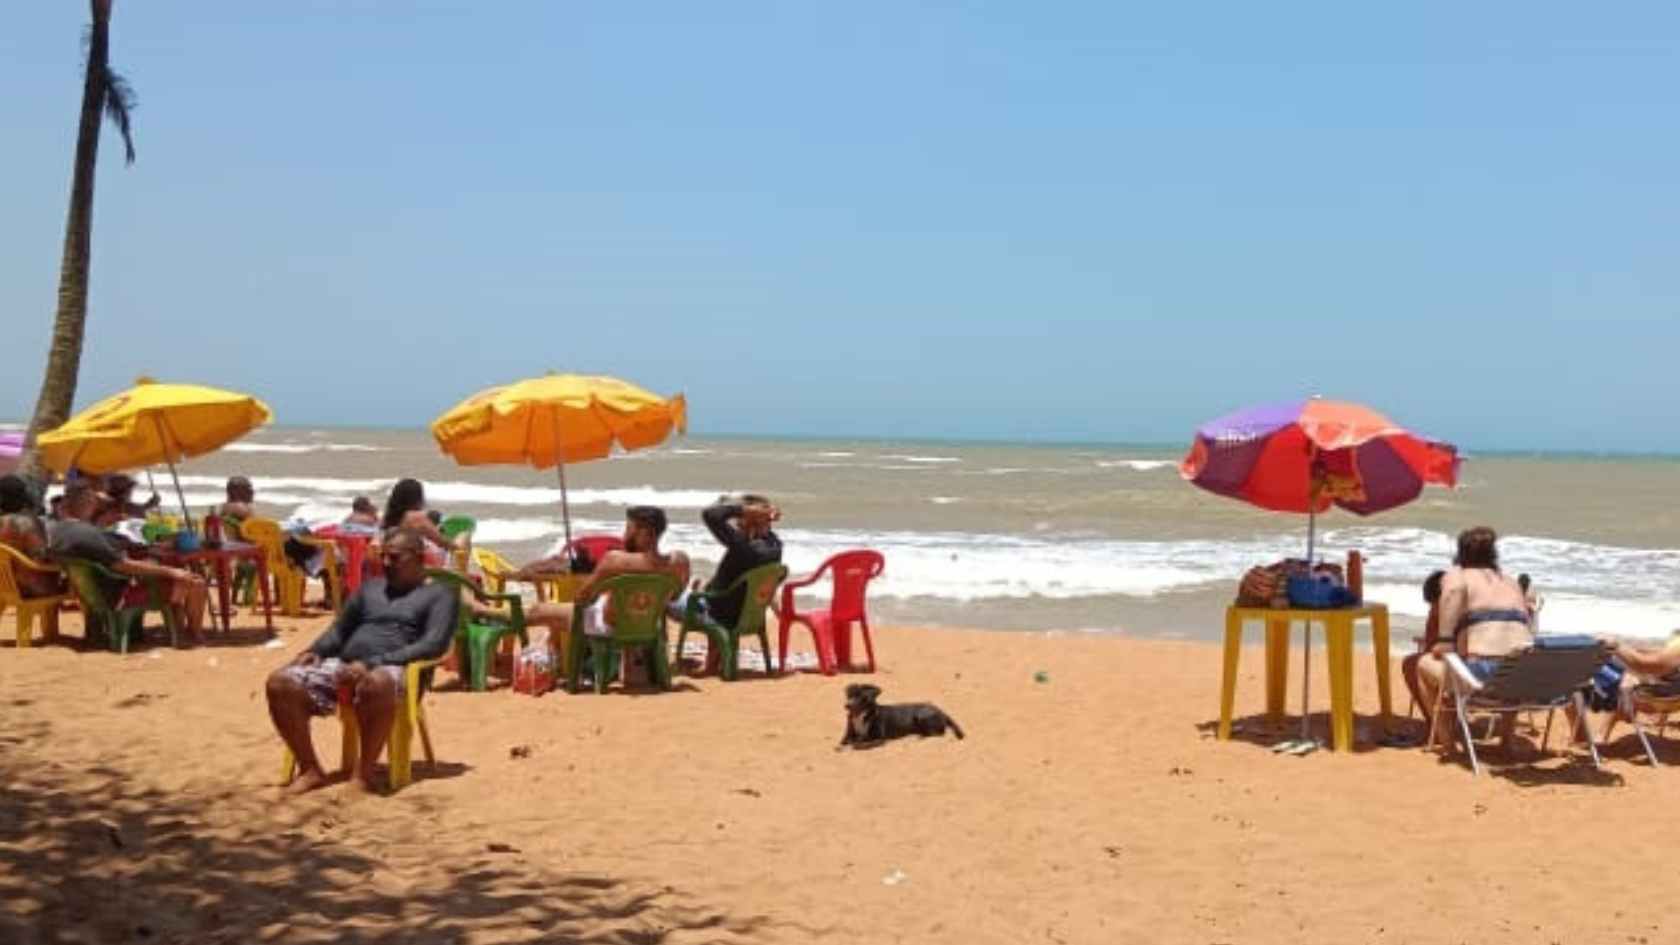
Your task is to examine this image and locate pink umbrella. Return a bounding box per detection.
[0,432,22,476]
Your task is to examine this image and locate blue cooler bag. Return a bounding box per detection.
[1286,573,1357,609]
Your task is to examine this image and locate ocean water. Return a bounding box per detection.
[46,425,1680,640]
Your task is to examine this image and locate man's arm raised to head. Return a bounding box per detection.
[702,501,747,551]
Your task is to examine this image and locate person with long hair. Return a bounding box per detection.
[378,478,460,566]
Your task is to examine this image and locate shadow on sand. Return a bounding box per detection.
[0,719,805,944]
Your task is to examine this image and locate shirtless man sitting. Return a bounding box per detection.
[506,506,689,655]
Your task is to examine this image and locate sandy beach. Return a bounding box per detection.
[1,607,1670,945]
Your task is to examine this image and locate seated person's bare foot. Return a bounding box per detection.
[354,768,386,795]
[285,767,330,795]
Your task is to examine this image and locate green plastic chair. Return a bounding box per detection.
[676,563,789,681]
[427,569,529,692]
[438,515,476,572]
[566,572,681,694]
[59,557,178,652]
[439,515,476,541]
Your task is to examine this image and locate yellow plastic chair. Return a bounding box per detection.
[241,517,342,616]
[0,543,71,648]
[279,656,443,792]
[472,547,579,603]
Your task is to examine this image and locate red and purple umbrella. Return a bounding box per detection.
[1180,397,1459,526]
[1181,397,1459,747]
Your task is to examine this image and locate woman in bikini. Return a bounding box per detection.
[1415,526,1534,743]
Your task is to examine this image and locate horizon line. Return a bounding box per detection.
[3,418,1675,459]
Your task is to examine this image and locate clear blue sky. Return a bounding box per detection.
[3,3,1675,450]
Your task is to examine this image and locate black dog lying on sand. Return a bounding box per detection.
[840,684,965,748]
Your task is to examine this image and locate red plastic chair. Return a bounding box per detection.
[315,527,372,597]
[564,534,624,564]
[777,550,885,675]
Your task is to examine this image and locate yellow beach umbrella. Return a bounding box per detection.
[431,373,686,546]
[37,377,273,527]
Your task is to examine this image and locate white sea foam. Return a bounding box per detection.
[1095,459,1175,471]
[450,519,1680,634]
[816,451,855,458]
[175,474,722,509]
[178,474,391,493]
[929,496,963,505]
[224,442,385,454]
[424,483,722,509]
[882,455,961,464]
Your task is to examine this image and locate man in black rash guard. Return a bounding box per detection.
[692,494,783,628]
[265,528,458,795]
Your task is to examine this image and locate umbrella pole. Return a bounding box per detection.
[152,415,195,533]
[551,412,573,551]
[1300,454,1317,744]
[555,460,573,551]
[165,458,194,533]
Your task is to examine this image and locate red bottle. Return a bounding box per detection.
[1346,550,1364,603]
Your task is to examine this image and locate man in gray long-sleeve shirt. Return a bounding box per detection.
[266,528,458,795]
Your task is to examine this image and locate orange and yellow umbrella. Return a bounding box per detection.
[36,377,273,526]
[431,373,686,545]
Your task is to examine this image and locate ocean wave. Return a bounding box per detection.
[1095,459,1175,471]
[797,461,940,472]
[178,474,391,493]
[176,474,723,509]
[224,442,386,454]
[815,451,855,458]
[214,477,1680,633]
[882,455,961,464]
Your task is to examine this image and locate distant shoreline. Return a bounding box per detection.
[3,418,1676,459]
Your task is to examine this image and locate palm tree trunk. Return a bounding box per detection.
[21,0,114,478]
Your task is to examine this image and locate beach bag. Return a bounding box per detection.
[512,643,554,696]
[1237,565,1283,606]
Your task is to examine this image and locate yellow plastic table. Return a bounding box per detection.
[534,573,587,677]
[1217,603,1392,752]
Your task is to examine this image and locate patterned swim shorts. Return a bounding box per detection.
[279,658,405,716]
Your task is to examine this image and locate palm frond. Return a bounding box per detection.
[102,67,136,164]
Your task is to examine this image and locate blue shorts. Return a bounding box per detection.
[1464,656,1505,683]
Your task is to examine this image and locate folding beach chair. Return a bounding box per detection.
[1604,679,1680,767]
[1428,637,1606,776]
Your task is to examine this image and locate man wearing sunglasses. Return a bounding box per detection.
[265,528,458,795]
